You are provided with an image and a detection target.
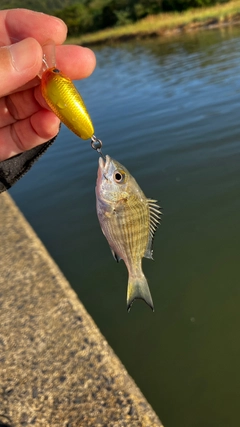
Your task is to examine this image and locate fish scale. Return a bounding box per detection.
[123,197,144,259]
[96,155,161,311]
[125,200,148,261]
[117,198,147,260]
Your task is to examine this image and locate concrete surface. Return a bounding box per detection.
[0,192,163,427]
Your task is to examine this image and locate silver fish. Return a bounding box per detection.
[96,155,161,311]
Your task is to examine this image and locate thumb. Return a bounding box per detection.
[0,38,42,97]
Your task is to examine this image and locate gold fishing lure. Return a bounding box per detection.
[41,67,94,140]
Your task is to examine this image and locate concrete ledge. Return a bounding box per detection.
[0,193,162,427]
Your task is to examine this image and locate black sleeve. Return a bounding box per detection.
[0,133,58,193]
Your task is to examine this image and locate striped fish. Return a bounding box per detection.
[96,155,161,312]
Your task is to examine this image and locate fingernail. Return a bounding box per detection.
[9,39,38,72]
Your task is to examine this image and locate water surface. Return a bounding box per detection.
[10,26,240,427]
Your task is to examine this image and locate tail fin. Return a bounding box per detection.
[127,274,154,312]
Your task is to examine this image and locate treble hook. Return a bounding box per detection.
[91,135,105,160]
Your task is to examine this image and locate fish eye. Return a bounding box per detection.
[114,170,125,184]
[52,68,60,73]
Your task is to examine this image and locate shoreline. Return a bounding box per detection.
[81,19,240,46]
[66,4,240,46]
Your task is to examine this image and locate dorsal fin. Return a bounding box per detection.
[144,199,162,259]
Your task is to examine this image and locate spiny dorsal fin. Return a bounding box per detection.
[144,199,162,260]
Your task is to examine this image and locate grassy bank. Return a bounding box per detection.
[67,0,240,45]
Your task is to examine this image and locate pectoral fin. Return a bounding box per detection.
[110,247,121,263]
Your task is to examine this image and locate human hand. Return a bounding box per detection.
[0,8,96,161]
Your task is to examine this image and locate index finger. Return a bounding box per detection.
[0,9,67,46]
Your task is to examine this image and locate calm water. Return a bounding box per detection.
[10,26,240,427]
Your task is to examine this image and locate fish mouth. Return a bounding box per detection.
[99,154,111,173]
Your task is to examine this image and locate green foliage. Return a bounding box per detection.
[3,0,230,35]
[134,0,163,19]
[55,4,94,35]
[1,0,73,13]
[162,0,217,11]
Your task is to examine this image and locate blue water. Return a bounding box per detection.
[10,26,240,427]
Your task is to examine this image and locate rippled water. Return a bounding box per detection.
[10,26,240,427]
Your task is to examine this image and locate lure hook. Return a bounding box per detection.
[91,135,105,159]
